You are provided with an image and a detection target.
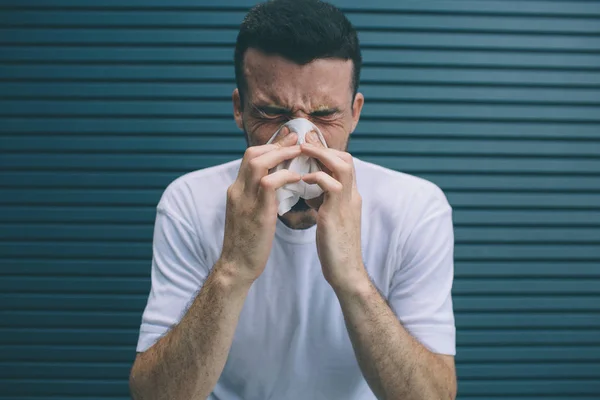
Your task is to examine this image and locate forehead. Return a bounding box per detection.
[242,48,353,108]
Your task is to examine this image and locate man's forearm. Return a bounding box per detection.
[130,261,252,400]
[334,271,456,400]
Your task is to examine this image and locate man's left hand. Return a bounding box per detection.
[300,139,368,292]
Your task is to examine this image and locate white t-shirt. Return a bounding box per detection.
[137,157,456,400]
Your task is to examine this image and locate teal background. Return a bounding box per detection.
[1,0,600,398]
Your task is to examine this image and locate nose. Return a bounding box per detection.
[294,111,310,120]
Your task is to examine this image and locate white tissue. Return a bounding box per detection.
[266,118,327,215]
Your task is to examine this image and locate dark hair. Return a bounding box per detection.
[234,0,362,106]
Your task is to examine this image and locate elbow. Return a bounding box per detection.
[447,384,457,400]
[427,364,457,400]
[445,371,457,400]
[424,383,456,400]
[129,353,152,400]
[439,355,457,400]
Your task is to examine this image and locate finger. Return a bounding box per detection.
[242,143,279,164]
[241,132,298,180]
[246,145,302,191]
[240,145,278,182]
[271,126,289,144]
[241,135,293,167]
[242,130,297,163]
[306,134,331,173]
[258,169,302,204]
[328,148,353,163]
[260,169,302,191]
[300,144,352,188]
[327,148,356,188]
[272,126,297,147]
[304,130,315,144]
[302,171,343,198]
[305,130,324,147]
[280,130,299,146]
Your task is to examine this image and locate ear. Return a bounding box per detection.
[232,88,244,130]
[350,92,364,134]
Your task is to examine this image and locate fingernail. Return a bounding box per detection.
[304,131,312,143]
[283,131,297,144]
[307,131,317,143]
[272,126,287,145]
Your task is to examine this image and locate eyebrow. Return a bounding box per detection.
[310,107,340,116]
[251,103,340,116]
[252,104,292,115]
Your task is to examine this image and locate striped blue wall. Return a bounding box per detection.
[1,0,599,398]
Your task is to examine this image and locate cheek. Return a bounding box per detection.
[318,122,351,151]
[244,117,286,146]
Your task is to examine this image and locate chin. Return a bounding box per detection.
[279,199,318,229]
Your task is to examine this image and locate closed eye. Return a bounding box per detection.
[252,104,290,118]
[311,109,340,118]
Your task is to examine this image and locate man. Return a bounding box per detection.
[129,1,457,399]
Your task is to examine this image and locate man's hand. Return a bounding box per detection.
[220,128,302,283]
[301,137,456,400]
[300,140,367,291]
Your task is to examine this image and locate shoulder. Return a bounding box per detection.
[157,159,241,230]
[354,158,451,230]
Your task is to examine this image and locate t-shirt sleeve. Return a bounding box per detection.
[388,190,456,356]
[136,204,210,353]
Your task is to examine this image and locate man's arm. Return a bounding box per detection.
[335,275,457,400]
[300,143,456,400]
[130,132,303,399]
[129,261,251,400]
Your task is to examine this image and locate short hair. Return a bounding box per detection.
[234,0,362,106]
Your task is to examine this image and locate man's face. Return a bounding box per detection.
[233,48,364,151]
[232,48,364,228]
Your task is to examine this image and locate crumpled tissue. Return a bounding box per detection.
[266,118,327,215]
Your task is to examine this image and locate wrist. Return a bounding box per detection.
[213,258,256,292]
[332,272,380,314]
[329,262,371,297]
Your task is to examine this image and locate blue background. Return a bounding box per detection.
[1,0,599,398]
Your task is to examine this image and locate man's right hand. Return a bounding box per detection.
[219,127,301,283]
[130,129,301,400]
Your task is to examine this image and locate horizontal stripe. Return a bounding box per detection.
[4,29,600,53]
[3,293,600,312]
[1,276,598,295]
[3,135,600,157]
[1,0,600,17]
[1,224,599,244]
[1,343,599,362]
[0,361,598,380]
[2,172,600,193]
[2,63,600,89]
[2,118,600,140]
[1,100,599,121]
[2,259,599,278]
[2,49,600,70]
[2,327,598,346]
[3,118,600,139]
[3,83,600,104]
[3,154,600,175]
[0,11,599,35]
[3,378,598,396]
[1,188,599,208]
